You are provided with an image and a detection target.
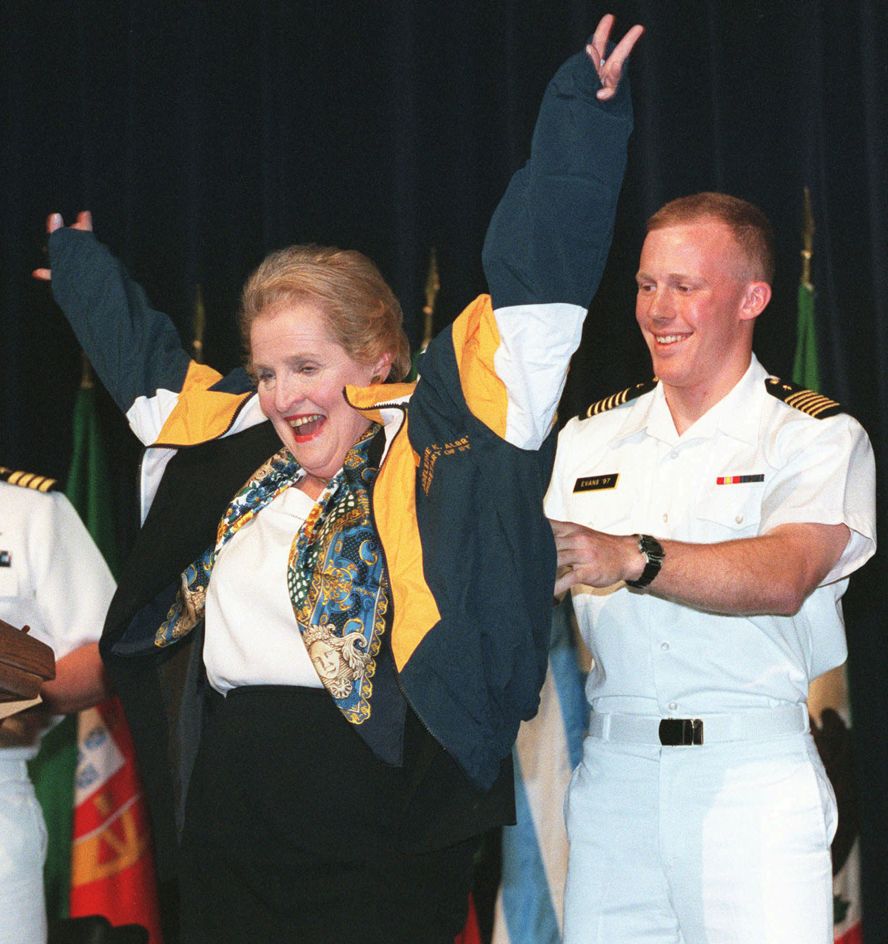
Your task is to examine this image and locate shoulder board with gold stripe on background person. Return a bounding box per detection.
[0,467,59,493]
[764,376,844,419]
[578,377,657,420]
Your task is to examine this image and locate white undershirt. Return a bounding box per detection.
[204,485,324,694]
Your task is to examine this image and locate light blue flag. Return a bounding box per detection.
[493,596,588,943]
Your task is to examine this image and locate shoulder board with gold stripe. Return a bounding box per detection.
[578,378,658,420]
[764,377,843,419]
[0,466,59,493]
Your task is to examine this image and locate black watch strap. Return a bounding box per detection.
[625,534,665,589]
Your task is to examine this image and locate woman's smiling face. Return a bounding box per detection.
[250,301,386,490]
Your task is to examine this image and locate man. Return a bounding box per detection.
[546,193,876,944]
[0,469,114,944]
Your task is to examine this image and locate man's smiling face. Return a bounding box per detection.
[635,219,759,411]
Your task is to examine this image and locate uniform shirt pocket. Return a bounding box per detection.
[694,482,763,540]
[568,492,634,539]
[0,564,21,600]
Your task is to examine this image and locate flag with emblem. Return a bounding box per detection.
[70,693,162,939]
[65,374,164,941]
[492,597,587,944]
[795,189,861,944]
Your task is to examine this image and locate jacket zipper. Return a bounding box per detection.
[366,402,443,748]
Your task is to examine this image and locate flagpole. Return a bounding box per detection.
[80,352,95,390]
[192,284,206,363]
[421,248,440,354]
[801,186,814,291]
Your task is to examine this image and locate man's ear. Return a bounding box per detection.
[739,281,772,322]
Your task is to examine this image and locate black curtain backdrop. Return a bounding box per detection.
[2,1,886,938]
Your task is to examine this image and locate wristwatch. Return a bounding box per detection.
[625,534,665,589]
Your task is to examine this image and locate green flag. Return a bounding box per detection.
[28,379,117,919]
[793,187,819,392]
[64,383,119,577]
[792,278,820,391]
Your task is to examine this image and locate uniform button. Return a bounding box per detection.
[735,514,744,524]
[669,451,679,460]
[660,642,670,651]
[668,702,678,711]
[662,512,669,524]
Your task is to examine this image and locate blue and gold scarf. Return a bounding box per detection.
[156,424,406,763]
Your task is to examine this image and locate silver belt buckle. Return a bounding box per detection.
[659,718,704,746]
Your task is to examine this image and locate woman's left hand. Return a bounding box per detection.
[32,210,93,282]
[587,13,645,101]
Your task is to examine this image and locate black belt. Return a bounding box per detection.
[658,718,704,746]
[587,706,808,746]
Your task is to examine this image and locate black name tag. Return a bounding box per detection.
[0,551,10,567]
[573,473,619,493]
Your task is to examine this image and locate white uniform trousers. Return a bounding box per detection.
[563,728,836,944]
[0,758,48,944]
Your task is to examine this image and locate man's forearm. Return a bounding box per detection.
[40,642,110,714]
[647,524,849,616]
[553,520,851,616]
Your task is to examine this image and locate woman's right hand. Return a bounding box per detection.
[32,210,93,282]
[587,14,644,101]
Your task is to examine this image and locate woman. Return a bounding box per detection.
[37,17,641,943]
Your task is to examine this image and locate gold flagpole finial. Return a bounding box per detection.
[192,284,206,363]
[79,351,95,390]
[801,186,815,290]
[421,248,440,352]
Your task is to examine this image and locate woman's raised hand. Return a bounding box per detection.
[32,210,93,282]
[587,13,644,101]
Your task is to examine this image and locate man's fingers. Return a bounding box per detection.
[554,568,577,597]
[549,518,579,537]
[32,267,51,282]
[73,210,93,231]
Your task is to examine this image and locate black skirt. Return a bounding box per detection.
[178,686,513,944]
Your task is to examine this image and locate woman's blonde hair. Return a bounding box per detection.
[239,245,412,381]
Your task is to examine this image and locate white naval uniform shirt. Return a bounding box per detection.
[545,356,876,717]
[0,481,115,944]
[0,483,115,760]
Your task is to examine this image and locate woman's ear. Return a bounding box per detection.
[371,351,394,383]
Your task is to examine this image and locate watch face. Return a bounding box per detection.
[626,534,664,588]
[639,534,665,563]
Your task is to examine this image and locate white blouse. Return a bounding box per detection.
[204,485,324,694]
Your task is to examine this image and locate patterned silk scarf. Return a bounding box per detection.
[156,425,406,762]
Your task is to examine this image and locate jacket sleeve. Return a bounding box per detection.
[48,230,256,449]
[448,49,634,450]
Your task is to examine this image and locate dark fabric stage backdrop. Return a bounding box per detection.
[2,1,886,937]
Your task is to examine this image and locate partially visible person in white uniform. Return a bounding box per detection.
[0,469,114,944]
[546,193,876,944]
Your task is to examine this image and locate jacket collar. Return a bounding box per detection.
[345,381,416,463]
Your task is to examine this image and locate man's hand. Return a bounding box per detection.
[32,210,93,282]
[587,14,645,101]
[550,519,643,595]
